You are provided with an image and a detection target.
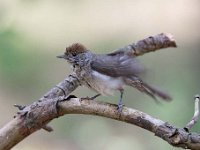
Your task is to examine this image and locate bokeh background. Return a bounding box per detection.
[0,0,200,149]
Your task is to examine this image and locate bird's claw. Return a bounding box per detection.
[116,100,124,113]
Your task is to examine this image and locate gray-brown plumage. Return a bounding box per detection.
[57,43,172,112]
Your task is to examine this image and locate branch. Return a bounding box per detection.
[0,74,80,150]
[0,33,183,150]
[1,97,200,150]
[185,95,200,130]
[57,98,200,150]
[112,33,176,56]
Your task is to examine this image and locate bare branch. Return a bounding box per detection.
[60,98,200,150]
[1,97,200,150]
[42,73,81,99]
[185,95,200,130]
[113,33,177,56]
[0,74,80,150]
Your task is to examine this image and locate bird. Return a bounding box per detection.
[57,43,172,112]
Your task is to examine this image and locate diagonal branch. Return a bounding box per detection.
[0,33,186,150]
[111,33,176,56]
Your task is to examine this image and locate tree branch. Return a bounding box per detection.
[1,33,193,150]
[112,33,176,56]
[185,95,200,130]
[1,96,200,150]
[58,98,200,150]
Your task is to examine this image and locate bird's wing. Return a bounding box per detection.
[91,54,144,77]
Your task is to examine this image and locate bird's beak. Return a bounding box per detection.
[56,54,67,59]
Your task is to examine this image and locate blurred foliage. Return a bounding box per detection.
[0,0,200,150]
[0,29,35,88]
[0,28,53,101]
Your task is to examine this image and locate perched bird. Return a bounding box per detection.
[57,43,172,112]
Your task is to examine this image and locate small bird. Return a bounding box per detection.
[57,43,172,112]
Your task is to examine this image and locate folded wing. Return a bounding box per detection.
[91,54,144,77]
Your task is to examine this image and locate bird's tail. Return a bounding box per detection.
[124,77,172,101]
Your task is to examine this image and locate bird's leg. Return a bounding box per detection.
[117,89,124,112]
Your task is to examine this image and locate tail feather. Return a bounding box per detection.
[124,77,172,101]
[142,82,172,101]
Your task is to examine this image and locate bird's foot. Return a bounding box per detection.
[116,99,124,113]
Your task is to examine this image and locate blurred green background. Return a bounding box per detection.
[0,0,200,149]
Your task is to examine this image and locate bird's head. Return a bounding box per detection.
[57,43,88,63]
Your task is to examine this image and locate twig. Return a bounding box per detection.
[185,95,200,130]
[14,104,26,110]
[42,125,54,132]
